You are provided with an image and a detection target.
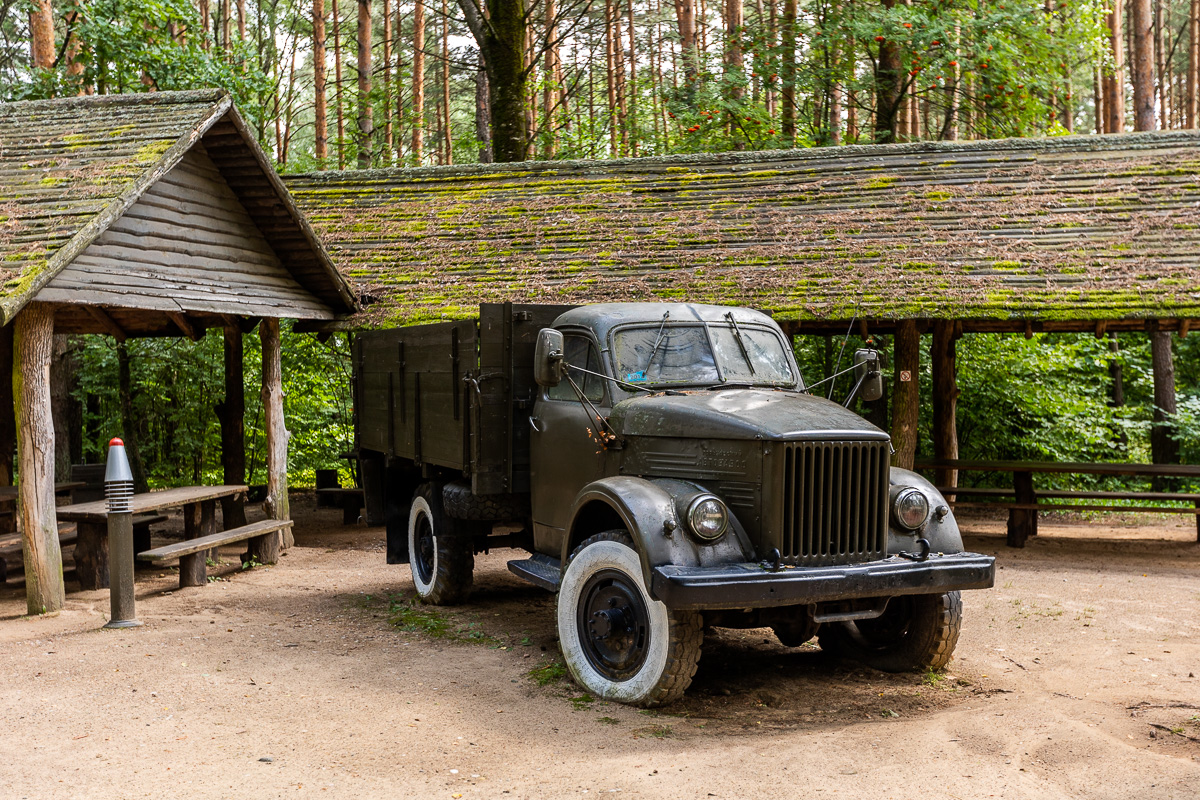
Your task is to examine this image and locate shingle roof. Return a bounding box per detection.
[285,132,1200,332]
[0,90,356,326]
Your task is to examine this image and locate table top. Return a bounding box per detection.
[914,459,1200,478]
[56,485,249,523]
[0,482,86,500]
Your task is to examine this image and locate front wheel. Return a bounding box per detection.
[557,531,703,707]
[818,591,962,672]
[407,482,475,605]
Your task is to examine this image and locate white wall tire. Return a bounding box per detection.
[407,483,474,605]
[557,531,702,707]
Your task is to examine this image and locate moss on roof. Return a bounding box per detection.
[285,131,1200,327]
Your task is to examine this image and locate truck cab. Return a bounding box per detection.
[354,302,994,706]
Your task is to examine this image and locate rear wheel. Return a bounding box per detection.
[818,591,962,672]
[407,482,475,605]
[557,531,703,707]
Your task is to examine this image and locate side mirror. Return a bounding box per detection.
[534,328,565,388]
[853,348,884,403]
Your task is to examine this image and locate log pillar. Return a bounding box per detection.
[931,321,960,488]
[15,304,64,614]
[890,320,920,470]
[0,324,15,539]
[250,318,289,564]
[1149,324,1178,491]
[218,324,247,528]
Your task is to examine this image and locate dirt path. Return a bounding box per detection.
[2,501,1198,799]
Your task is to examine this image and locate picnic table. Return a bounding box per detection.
[57,485,249,590]
[914,459,1200,548]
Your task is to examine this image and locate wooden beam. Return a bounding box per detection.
[1024,320,1034,339]
[1181,320,1191,338]
[1094,320,1108,339]
[250,318,291,562]
[166,312,202,342]
[84,306,127,343]
[14,304,64,615]
[931,321,959,490]
[890,320,920,471]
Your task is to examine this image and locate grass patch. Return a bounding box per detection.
[388,595,453,637]
[527,659,569,686]
[569,694,595,711]
[632,724,673,739]
[598,716,620,725]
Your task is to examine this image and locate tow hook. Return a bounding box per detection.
[764,548,783,572]
[898,538,931,562]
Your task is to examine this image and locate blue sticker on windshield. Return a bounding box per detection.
[626,371,646,382]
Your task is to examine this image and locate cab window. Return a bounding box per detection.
[547,335,607,403]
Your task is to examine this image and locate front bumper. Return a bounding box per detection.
[650,552,995,611]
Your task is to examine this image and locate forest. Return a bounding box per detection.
[2,0,1198,493]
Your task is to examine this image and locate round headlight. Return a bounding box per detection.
[686,496,728,541]
[892,487,931,530]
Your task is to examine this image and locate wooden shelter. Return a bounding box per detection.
[284,132,1200,487]
[0,90,356,614]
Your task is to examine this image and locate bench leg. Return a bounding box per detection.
[179,552,206,588]
[133,525,152,558]
[246,532,280,565]
[75,521,110,590]
[342,495,362,525]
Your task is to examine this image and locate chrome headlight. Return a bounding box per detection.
[891,487,931,530]
[686,495,728,541]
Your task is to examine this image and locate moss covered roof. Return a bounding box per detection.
[0,90,355,327]
[285,132,1200,331]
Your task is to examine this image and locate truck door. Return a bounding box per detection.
[529,333,610,554]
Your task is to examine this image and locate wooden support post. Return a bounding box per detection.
[931,321,959,489]
[1007,470,1037,548]
[218,325,247,529]
[250,318,289,563]
[74,521,109,590]
[0,324,14,536]
[179,502,207,587]
[890,320,920,470]
[14,304,64,614]
[1150,324,1179,491]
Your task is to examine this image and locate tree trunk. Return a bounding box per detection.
[931,321,959,489]
[0,325,13,487]
[442,0,452,164]
[260,319,292,553]
[334,0,346,168]
[413,0,426,164]
[383,0,394,161]
[475,50,493,162]
[890,320,920,470]
[29,0,55,69]
[481,0,528,162]
[675,0,698,86]
[1104,0,1126,132]
[874,0,904,143]
[200,0,211,51]
[1132,0,1156,131]
[725,0,745,146]
[543,0,559,159]
[781,0,797,143]
[314,0,329,164]
[218,326,247,529]
[606,0,618,154]
[15,305,63,615]
[1150,327,1179,488]
[1189,0,1199,128]
[357,0,374,168]
[627,0,638,155]
[116,343,149,494]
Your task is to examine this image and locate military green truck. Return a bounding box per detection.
[353,302,994,706]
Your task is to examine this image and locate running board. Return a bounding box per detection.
[507,553,562,592]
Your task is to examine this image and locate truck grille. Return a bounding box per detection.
[779,441,889,565]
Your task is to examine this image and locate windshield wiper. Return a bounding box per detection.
[723,312,756,376]
[642,311,671,373]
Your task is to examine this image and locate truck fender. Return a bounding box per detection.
[563,476,756,591]
[888,467,964,555]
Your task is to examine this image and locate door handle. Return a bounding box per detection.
[529,416,543,433]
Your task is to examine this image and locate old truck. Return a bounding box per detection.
[353,302,995,706]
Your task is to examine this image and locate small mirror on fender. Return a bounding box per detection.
[534,328,566,387]
[853,348,884,403]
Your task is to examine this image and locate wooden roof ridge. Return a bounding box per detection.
[0,90,356,326]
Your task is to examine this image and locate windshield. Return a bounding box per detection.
[612,323,797,389]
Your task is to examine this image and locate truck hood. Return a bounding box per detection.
[610,389,890,441]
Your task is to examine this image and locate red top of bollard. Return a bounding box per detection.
[109,437,124,447]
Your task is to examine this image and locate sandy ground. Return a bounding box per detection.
[1,497,1198,800]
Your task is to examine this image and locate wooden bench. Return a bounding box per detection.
[316,487,365,525]
[916,459,1200,548]
[0,515,163,584]
[138,519,293,588]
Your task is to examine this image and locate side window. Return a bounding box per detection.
[547,336,607,403]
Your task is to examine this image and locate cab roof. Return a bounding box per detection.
[552,302,782,343]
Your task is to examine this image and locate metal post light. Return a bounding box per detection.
[102,437,141,629]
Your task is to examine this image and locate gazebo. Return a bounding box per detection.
[284,132,1200,487]
[0,90,357,614]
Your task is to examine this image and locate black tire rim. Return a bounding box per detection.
[844,596,915,651]
[413,511,435,586]
[576,568,651,681]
